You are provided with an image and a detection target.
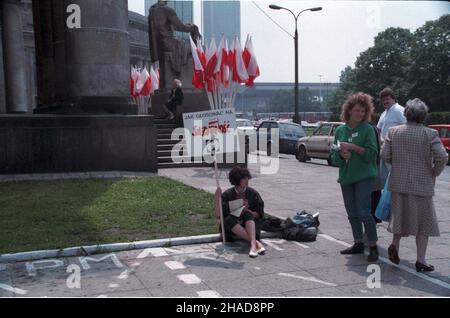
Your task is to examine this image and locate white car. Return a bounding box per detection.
[236,119,257,134]
[296,122,344,165]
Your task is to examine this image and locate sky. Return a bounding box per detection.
[128,0,450,83]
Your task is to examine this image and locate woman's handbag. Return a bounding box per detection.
[375,174,391,222]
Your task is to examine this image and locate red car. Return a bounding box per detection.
[429,124,450,165]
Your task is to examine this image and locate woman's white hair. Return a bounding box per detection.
[173,79,182,87]
[404,98,429,123]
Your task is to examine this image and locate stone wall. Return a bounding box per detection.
[0,115,158,174]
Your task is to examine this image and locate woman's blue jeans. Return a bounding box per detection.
[340,178,378,246]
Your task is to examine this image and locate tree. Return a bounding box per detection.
[353,27,414,112]
[327,66,356,114]
[329,15,450,116]
[407,15,450,111]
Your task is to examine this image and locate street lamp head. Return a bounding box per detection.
[310,7,323,12]
[269,4,282,10]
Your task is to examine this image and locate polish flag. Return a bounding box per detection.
[190,36,205,89]
[232,37,249,83]
[243,37,260,87]
[150,65,159,94]
[130,67,139,97]
[222,39,230,87]
[136,67,152,97]
[228,38,235,74]
[214,36,225,83]
[205,38,218,82]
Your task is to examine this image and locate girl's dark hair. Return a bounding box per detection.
[229,166,252,186]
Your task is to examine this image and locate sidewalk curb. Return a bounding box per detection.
[0,232,281,263]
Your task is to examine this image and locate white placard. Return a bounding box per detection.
[182,108,239,158]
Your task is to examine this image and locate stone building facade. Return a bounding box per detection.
[0,0,151,114]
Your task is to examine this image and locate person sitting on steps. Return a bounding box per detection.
[162,78,184,120]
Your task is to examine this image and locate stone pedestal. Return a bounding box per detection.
[0,115,158,174]
[0,7,6,114]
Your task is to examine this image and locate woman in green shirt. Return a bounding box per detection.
[331,93,379,262]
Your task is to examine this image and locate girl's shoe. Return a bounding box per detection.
[256,247,266,255]
[367,246,379,262]
[249,250,258,258]
[340,242,364,255]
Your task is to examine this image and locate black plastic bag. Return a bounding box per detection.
[261,215,284,232]
[281,217,318,242]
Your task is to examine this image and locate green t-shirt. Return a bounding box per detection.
[331,122,378,185]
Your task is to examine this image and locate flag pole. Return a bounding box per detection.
[211,135,226,244]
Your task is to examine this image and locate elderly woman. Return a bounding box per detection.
[162,78,184,120]
[331,93,379,262]
[381,98,448,272]
[214,166,265,258]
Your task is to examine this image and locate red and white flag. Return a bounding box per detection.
[150,65,159,94]
[136,67,152,97]
[243,36,260,87]
[232,37,249,84]
[228,38,236,74]
[190,36,205,89]
[222,39,230,87]
[130,67,139,97]
[215,36,225,82]
[205,38,218,82]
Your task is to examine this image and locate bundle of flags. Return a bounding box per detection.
[130,65,160,114]
[190,34,260,110]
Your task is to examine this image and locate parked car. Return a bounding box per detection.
[236,119,257,133]
[429,124,450,165]
[256,121,306,155]
[296,122,344,165]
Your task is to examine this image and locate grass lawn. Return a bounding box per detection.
[0,177,218,254]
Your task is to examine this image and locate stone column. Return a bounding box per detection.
[62,0,133,114]
[0,6,6,114]
[2,0,28,113]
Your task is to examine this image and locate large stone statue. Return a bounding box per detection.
[148,0,201,89]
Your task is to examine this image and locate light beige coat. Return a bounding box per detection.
[381,122,448,197]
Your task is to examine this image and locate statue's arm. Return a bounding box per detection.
[167,9,193,33]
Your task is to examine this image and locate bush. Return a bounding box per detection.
[425,112,450,125]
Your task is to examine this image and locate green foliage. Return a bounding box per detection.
[327,66,356,114]
[328,14,450,114]
[425,112,450,125]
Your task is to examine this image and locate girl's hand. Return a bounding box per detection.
[215,187,222,198]
[341,149,352,160]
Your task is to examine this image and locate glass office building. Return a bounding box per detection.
[202,0,241,44]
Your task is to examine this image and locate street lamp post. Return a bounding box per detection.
[318,74,323,110]
[269,5,322,124]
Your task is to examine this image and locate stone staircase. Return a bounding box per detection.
[155,118,212,169]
